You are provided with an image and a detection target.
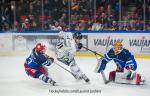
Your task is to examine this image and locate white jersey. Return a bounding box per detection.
[56,44,74,60]
[58,31,77,55]
[55,31,90,82]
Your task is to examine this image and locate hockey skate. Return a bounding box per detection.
[82,74,90,83]
[72,73,90,83]
[72,73,83,80]
[49,79,57,86]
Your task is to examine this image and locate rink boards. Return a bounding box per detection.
[0,32,150,58]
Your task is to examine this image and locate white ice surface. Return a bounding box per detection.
[0,56,150,96]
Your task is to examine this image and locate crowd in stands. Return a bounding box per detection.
[0,0,150,32]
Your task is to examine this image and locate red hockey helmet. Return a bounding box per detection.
[35,43,46,53]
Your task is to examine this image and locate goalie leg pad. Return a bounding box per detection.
[136,73,141,85]
[109,71,117,81]
[114,72,145,85]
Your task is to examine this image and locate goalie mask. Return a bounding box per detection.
[113,41,123,55]
[35,43,46,53]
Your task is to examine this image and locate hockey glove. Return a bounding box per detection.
[48,57,54,64]
[78,43,83,50]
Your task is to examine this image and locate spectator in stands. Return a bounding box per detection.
[1,21,10,31]
[121,17,130,30]
[111,20,118,30]
[79,0,91,15]
[106,4,114,17]
[50,21,62,31]
[59,13,67,25]
[92,20,104,30]
[30,21,38,30]
[21,18,30,30]
[98,12,108,29]
[0,0,150,31]
[78,20,88,30]
[13,21,19,31]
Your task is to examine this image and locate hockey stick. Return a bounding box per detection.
[95,55,110,84]
[82,46,109,84]
[101,71,109,84]
[54,62,76,78]
[82,46,103,57]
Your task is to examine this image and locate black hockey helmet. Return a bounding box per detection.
[73,31,82,40]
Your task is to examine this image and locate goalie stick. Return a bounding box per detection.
[95,53,110,84]
[82,46,110,84]
[101,71,109,84]
[54,62,76,78]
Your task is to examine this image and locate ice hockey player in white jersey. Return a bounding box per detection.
[95,41,145,85]
[55,31,90,83]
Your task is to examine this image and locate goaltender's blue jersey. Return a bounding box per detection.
[25,48,50,69]
[103,48,137,71]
